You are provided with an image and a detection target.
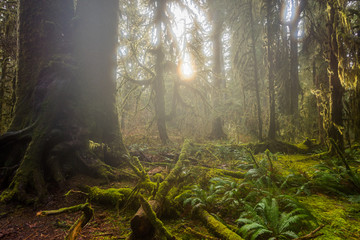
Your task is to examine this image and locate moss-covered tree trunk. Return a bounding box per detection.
[327,0,344,150]
[0,0,126,203]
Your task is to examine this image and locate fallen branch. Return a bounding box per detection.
[37,203,94,240]
[294,225,324,240]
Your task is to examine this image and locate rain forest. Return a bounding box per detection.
[0,0,360,239]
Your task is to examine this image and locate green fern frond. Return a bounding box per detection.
[251,228,273,240]
[281,230,299,239]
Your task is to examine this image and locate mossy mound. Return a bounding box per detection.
[245,139,321,154]
[299,194,360,239]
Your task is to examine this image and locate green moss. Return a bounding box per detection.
[299,194,360,239]
[86,186,132,207]
[276,154,323,176]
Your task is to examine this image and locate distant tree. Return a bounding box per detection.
[153,0,170,144]
[265,0,276,140]
[229,0,264,141]
[0,0,126,203]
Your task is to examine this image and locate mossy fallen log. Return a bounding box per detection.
[183,226,218,240]
[137,195,175,240]
[130,199,160,239]
[154,139,192,205]
[84,186,133,208]
[196,208,244,240]
[130,139,192,239]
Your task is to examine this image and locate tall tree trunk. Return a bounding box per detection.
[327,0,344,150]
[266,0,276,140]
[153,0,169,144]
[249,0,263,141]
[0,0,126,203]
[288,0,302,115]
[210,11,226,140]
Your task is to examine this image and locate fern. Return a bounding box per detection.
[236,197,313,240]
[183,184,218,212]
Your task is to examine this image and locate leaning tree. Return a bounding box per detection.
[0,0,127,203]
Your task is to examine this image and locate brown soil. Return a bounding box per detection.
[0,175,136,240]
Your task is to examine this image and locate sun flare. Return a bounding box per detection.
[179,55,195,80]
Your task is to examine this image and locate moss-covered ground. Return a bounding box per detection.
[1,140,360,239]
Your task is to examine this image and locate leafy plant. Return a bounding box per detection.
[236,197,313,240]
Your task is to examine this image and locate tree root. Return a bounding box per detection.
[0,135,47,204]
[37,203,94,240]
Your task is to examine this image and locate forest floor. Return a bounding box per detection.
[1,138,360,240]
